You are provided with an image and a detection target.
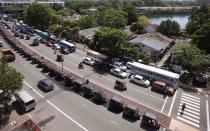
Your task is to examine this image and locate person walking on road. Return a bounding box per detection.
[181,103,186,115]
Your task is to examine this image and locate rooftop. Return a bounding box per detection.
[79,27,100,40]
[129,32,173,51]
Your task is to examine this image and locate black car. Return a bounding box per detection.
[37,79,54,92]
[122,105,140,121]
[93,90,106,104]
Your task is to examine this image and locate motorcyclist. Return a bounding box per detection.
[79,62,84,68]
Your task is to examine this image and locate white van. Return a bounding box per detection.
[15,90,36,112]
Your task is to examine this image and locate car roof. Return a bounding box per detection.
[134,75,143,80]
[41,79,52,85]
[114,68,121,72]
[17,90,34,103]
[85,57,92,60]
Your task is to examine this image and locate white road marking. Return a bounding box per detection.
[178,114,199,123]
[180,101,200,109]
[177,116,199,128]
[181,96,200,105]
[168,91,177,116]
[181,97,200,103]
[178,109,199,116]
[110,120,117,125]
[177,111,199,119]
[161,96,168,113]
[24,81,44,98]
[182,93,200,100]
[178,105,200,112]
[47,100,89,131]
[206,100,210,131]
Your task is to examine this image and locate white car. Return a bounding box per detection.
[110,68,127,79]
[82,57,95,66]
[130,75,150,87]
[53,44,61,50]
[113,62,127,71]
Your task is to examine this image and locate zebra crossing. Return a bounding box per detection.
[176,93,200,128]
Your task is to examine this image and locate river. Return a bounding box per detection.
[147,14,190,29]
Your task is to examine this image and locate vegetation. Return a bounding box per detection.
[97,9,127,29]
[24,3,58,30]
[130,23,144,34]
[65,0,98,12]
[131,0,167,7]
[0,59,24,105]
[173,45,210,72]
[79,15,97,29]
[156,19,180,36]
[138,15,150,25]
[92,28,137,57]
[123,4,138,25]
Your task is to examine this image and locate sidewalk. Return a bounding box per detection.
[169,119,199,131]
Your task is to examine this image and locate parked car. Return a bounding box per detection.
[53,44,60,50]
[82,57,95,66]
[110,68,127,79]
[46,41,53,47]
[37,79,54,92]
[130,75,150,87]
[40,38,47,44]
[113,62,127,71]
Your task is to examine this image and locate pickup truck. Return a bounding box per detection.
[1,49,15,62]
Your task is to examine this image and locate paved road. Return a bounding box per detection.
[1,36,155,131]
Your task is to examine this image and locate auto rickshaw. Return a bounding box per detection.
[57,54,63,62]
[108,96,124,113]
[42,64,51,73]
[114,80,127,91]
[55,71,65,81]
[64,76,74,87]
[122,104,140,121]
[72,79,85,92]
[26,35,30,40]
[93,90,106,104]
[141,112,160,130]
[82,84,94,98]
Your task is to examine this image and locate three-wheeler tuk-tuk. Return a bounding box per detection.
[108,96,124,113]
[82,84,94,98]
[55,71,65,81]
[122,104,140,121]
[72,79,85,92]
[93,90,106,104]
[64,75,74,87]
[141,112,160,130]
[114,80,127,91]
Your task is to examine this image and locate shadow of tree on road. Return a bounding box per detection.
[37,115,55,127]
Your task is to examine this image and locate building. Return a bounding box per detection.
[129,32,175,61]
[0,0,64,7]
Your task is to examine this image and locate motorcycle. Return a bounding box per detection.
[78,62,84,69]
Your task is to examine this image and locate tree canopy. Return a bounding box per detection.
[123,4,138,25]
[156,19,180,36]
[79,15,97,29]
[0,59,24,105]
[173,44,210,72]
[92,28,136,57]
[130,23,144,34]
[98,9,127,29]
[138,15,150,25]
[24,3,58,30]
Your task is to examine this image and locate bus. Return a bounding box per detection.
[59,40,76,52]
[15,90,36,112]
[86,49,108,63]
[130,62,180,88]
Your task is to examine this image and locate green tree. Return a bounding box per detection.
[65,0,97,12]
[98,9,127,29]
[173,45,209,72]
[186,5,210,35]
[79,15,97,29]
[56,8,75,16]
[191,22,210,53]
[24,3,58,30]
[93,28,134,56]
[123,4,138,25]
[0,59,24,105]
[156,19,180,36]
[138,15,150,25]
[130,23,144,34]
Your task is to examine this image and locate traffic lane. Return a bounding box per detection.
[18,38,165,111]
[4,41,144,131]
[50,91,142,131]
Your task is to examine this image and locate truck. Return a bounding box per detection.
[1,49,15,62]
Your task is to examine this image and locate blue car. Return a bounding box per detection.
[37,79,54,92]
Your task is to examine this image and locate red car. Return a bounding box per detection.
[46,41,53,47]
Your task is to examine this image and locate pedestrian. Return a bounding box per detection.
[86,79,89,84]
[181,103,186,115]
[163,89,167,99]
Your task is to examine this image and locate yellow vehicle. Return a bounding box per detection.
[1,48,15,62]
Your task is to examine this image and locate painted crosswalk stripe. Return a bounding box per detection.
[178,109,199,116]
[180,101,200,109]
[177,111,200,119]
[181,97,200,104]
[181,96,200,106]
[179,105,200,112]
[177,116,199,128]
[178,114,199,123]
[182,93,200,100]
[181,96,200,103]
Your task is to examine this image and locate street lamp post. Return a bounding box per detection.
[58,30,66,72]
